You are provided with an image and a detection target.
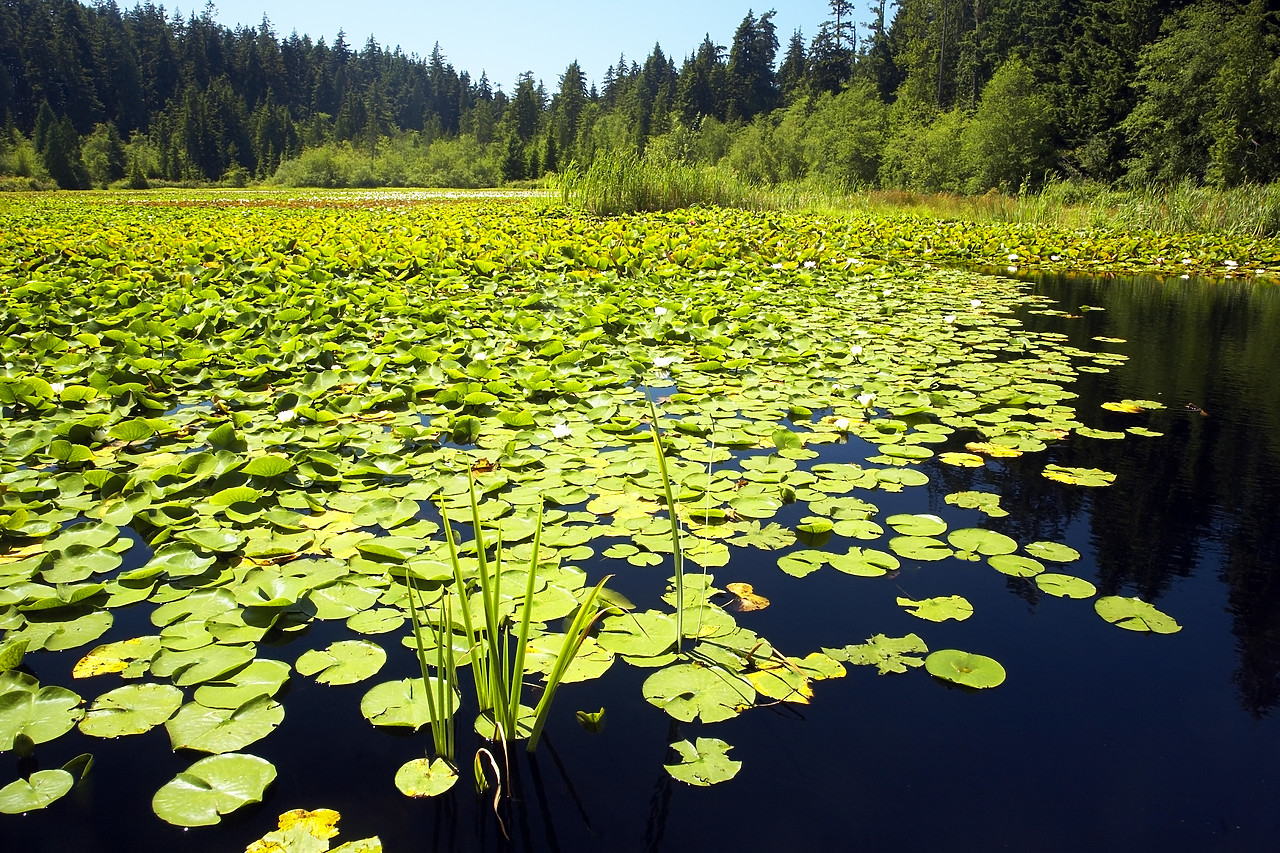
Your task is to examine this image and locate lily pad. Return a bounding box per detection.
[166,694,285,753]
[1094,596,1182,633]
[665,737,742,786]
[1035,573,1097,599]
[827,633,928,674]
[297,640,387,686]
[642,663,755,723]
[151,752,277,826]
[1042,464,1116,487]
[79,683,183,738]
[0,769,74,814]
[896,595,973,622]
[0,673,84,749]
[395,757,458,797]
[1025,541,1081,563]
[925,649,1007,689]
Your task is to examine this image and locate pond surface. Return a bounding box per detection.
[4,270,1280,852]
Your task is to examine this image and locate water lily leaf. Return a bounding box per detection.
[945,490,1008,518]
[297,640,387,686]
[243,455,294,477]
[180,528,245,553]
[109,418,156,443]
[987,554,1044,577]
[828,547,900,577]
[150,643,256,686]
[139,543,216,579]
[166,695,284,753]
[965,441,1023,458]
[1042,464,1115,487]
[395,757,458,798]
[1094,596,1182,633]
[827,633,928,674]
[888,535,953,561]
[210,486,262,506]
[194,659,291,708]
[0,639,28,671]
[778,549,826,577]
[1076,427,1126,440]
[925,650,1006,689]
[79,683,183,737]
[728,493,781,520]
[0,768,74,813]
[665,737,741,787]
[244,807,348,851]
[886,514,947,536]
[1025,541,1081,563]
[725,582,769,611]
[642,663,755,723]
[939,452,985,468]
[0,673,83,749]
[346,608,404,635]
[360,678,452,730]
[12,608,113,652]
[1035,573,1097,599]
[896,595,973,622]
[74,636,161,678]
[597,610,676,659]
[733,521,794,550]
[745,661,813,703]
[151,752,276,826]
[946,528,1018,556]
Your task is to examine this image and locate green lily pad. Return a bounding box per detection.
[987,554,1045,577]
[665,737,742,786]
[896,595,973,622]
[946,528,1018,556]
[1042,464,1115,487]
[395,757,458,797]
[360,678,453,729]
[828,547,900,577]
[827,633,928,674]
[886,513,948,536]
[925,649,1007,689]
[1035,573,1097,599]
[151,752,277,827]
[888,536,953,562]
[193,659,291,708]
[1025,541,1081,563]
[1094,596,1182,633]
[0,672,83,749]
[166,695,285,753]
[642,663,755,723]
[79,683,183,738]
[297,640,387,686]
[0,769,74,814]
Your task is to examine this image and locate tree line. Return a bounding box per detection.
[1,0,1278,191]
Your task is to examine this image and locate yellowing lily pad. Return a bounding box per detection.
[1042,464,1116,487]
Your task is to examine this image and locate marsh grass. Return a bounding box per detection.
[562,156,1280,238]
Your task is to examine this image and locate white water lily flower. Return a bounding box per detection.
[850,344,864,357]
[1225,259,1239,268]
[882,288,893,297]
[277,409,297,423]
[856,392,876,408]
[653,355,677,369]
[550,423,572,439]
[653,305,668,316]
[1008,253,1019,262]
[970,300,982,309]
[803,260,817,268]
[49,382,65,394]
[944,314,956,325]
[1051,254,1061,261]
[770,262,784,270]
[833,417,851,431]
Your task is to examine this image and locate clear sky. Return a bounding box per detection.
[197,1,874,95]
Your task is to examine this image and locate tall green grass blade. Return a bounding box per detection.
[647,395,683,655]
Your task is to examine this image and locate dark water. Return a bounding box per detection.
[5,271,1280,852]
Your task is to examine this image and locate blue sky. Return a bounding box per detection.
[199,1,873,94]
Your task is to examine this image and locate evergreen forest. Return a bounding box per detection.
[1,0,1278,192]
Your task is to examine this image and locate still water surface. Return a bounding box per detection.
[4,271,1280,852]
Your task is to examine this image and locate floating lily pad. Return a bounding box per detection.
[166,695,285,753]
[987,554,1045,577]
[152,752,277,827]
[360,678,452,729]
[395,757,458,797]
[896,595,973,622]
[1094,596,1182,633]
[79,683,183,738]
[0,673,83,749]
[665,737,742,786]
[1025,541,1081,563]
[1035,573,1097,599]
[947,528,1018,556]
[642,663,754,723]
[1042,464,1115,487]
[298,640,387,686]
[828,547,900,577]
[925,650,1006,688]
[886,513,947,536]
[828,633,928,674]
[0,769,74,814]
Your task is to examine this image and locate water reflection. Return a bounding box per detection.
[1012,271,1280,717]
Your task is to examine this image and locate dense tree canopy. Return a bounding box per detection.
[1,0,1276,190]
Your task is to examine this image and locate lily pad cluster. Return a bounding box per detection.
[0,196,1182,816]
